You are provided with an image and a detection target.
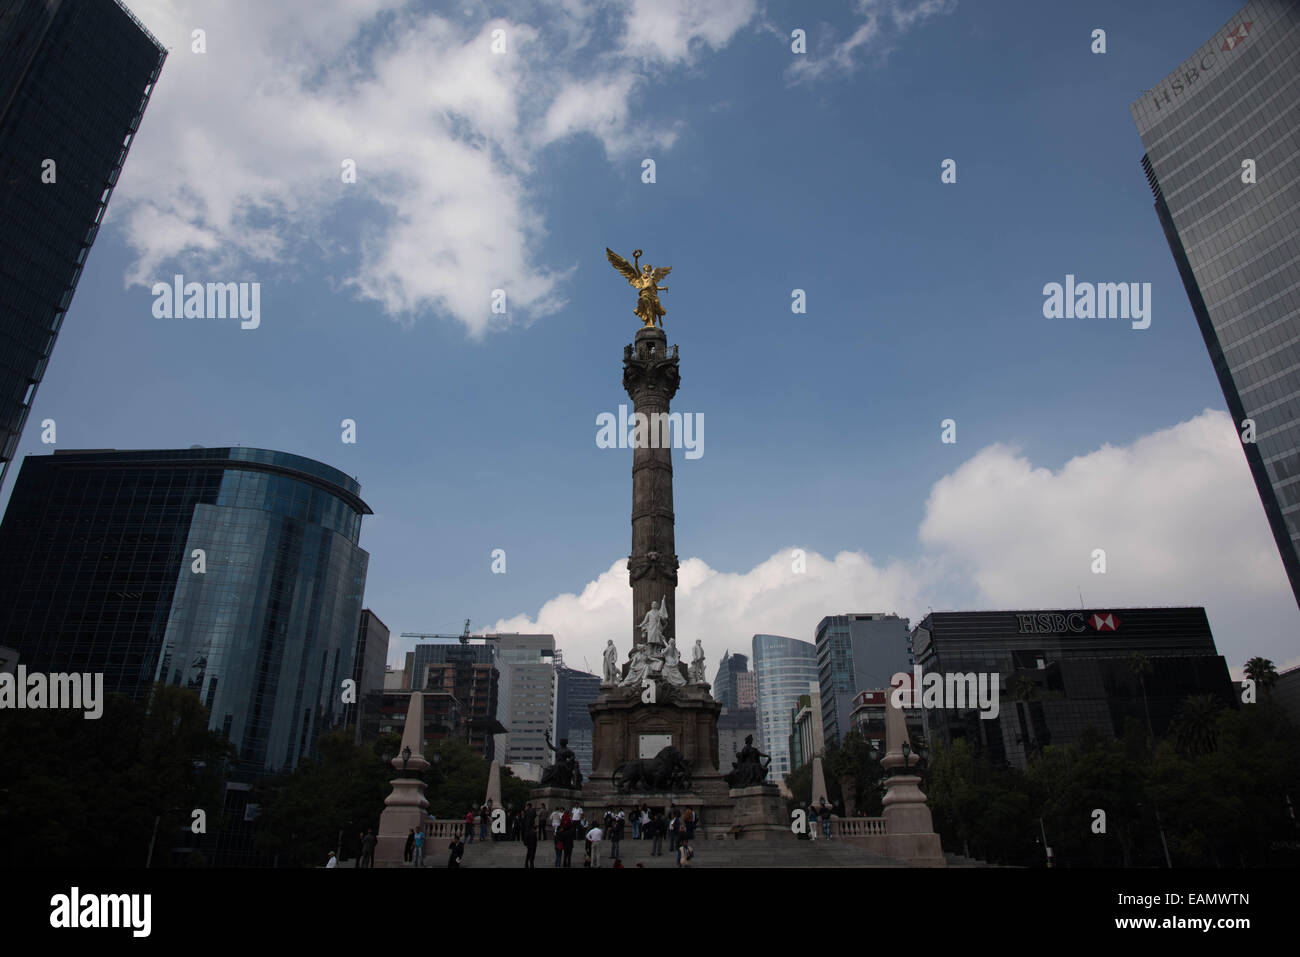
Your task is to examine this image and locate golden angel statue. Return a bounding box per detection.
[606,247,671,328]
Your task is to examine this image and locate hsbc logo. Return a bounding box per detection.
[1221,20,1253,52]
[1017,613,1086,635]
[1147,20,1252,113]
[1016,611,1122,634]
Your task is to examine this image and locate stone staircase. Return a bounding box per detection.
[416,833,913,868]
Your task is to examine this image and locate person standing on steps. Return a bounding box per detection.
[522,804,538,868]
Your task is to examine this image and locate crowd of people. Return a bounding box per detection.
[390,802,702,867]
[332,802,710,868]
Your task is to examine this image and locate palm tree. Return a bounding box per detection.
[1128,652,1155,741]
[1243,657,1279,701]
[1128,652,1172,867]
[1170,694,1221,757]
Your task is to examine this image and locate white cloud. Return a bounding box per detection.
[114,0,755,336]
[495,409,1300,681]
[788,0,956,83]
[621,0,758,65]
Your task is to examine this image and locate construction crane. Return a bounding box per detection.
[400,619,473,644]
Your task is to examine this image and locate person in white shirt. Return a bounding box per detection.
[586,826,604,868]
[326,851,338,868]
[639,807,650,839]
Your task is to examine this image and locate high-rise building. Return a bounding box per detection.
[815,613,911,746]
[911,608,1237,769]
[555,663,601,777]
[849,689,924,751]
[348,610,390,740]
[751,633,819,780]
[0,447,371,775]
[495,633,556,768]
[360,688,463,752]
[711,650,749,711]
[1132,0,1300,607]
[412,641,505,761]
[717,707,758,773]
[0,0,166,488]
[735,670,755,710]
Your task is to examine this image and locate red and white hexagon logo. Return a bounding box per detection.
[1090,612,1120,632]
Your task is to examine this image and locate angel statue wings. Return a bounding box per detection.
[606,247,671,329]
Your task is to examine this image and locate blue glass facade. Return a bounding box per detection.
[556,664,600,777]
[751,633,818,779]
[0,447,371,776]
[0,0,165,487]
[1132,0,1300,607]
[815,613,912,746]
[711,650,749,711]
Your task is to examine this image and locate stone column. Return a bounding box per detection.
[375,691,430,866]
[623,326,681,648]
[880,692,945,866]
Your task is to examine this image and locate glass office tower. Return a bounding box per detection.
[911,608,1236,769]
[0,0,166,488]
[815,613,911,746]
[555,663,601,777]
[1132,0,1300,606]
[751,633,819,780]
[0,447,371,775]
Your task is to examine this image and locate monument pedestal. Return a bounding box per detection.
[584,683,735,829]
[728,785,793,840]
[376,776,429,866]
[882,775,946,866]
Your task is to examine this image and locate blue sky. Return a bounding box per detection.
[8,0,1296,679]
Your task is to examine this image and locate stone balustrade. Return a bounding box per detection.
[834,817,887,837]
[424,820,467,840]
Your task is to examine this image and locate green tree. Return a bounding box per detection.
[1170,694,1221,758]
[253,728,393,867]
[1128,653,1155,740]
[423,738,490,819]
[1243,656,1279,700]
[0,683,233,867]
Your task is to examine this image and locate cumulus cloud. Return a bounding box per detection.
[493,409,1300,678]
[115,0,757,336]
[491,549,926,673]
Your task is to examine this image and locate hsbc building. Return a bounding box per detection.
[911,608,1235,769]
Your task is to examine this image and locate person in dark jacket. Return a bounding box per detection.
[359,829,377,868]
[404,829,415,863]
[560,817,576,868]
[448,835,465,868]
[522,804,538,868]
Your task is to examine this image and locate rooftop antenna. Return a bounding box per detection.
[1078,587,1085,610]
[461,618,471,645]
